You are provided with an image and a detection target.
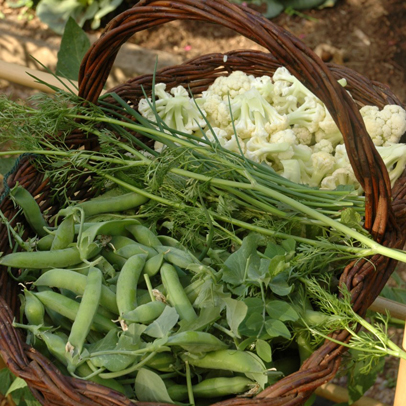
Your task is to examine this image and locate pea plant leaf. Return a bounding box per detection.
[269,272,293,296]
[256,339,272,363]
[264,319,291,339]
[223,297,248,338]
[143,305,179,338]
[178,305,222,332]
[347,349,386,404]
[222,234,261,286]
[89,330,141,372]
[56,17,91,81]
[238,297,264,337]
[5,377,27,396]
[134,368,173,403]
[266,300,299,322]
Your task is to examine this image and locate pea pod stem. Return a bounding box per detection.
[98,351,158,379]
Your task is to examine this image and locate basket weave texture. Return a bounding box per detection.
[1,1,406,405]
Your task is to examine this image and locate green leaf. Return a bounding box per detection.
[222,234,261,286]
[0,157,17,176]
[178,306,222,332]
[0,368,14,395]
[347,350,385,404]
[264,241,286,259]
[280,238,296,253]
[224,297,248,338]
[143,306,179,338]
[89,330,141,372]
[256,339,272,363]
[269,273,293,296]
[56,17,91,81]
[36,0,83,35]
[134,368,173,403]
[5,377,27,396]
[264,319,291,339]
[238,298,264,337]
[266,300,299,322]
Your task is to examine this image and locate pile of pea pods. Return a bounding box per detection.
[1,185,304,404]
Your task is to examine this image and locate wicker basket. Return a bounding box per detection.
[1,1,406,405]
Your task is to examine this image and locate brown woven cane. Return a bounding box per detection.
[1,1,406,405]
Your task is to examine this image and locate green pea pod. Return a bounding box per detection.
[167,376,255,401]
[167,331,228,353]
[36,234,55,251]
[78,219,140,260]
[23,289,45,326]
[37,330,71,366]
[109,235,137,250]
[10,185,49,237]
[144,253,164,277]
[156,245,200,269]
[0,247,85,269]
[116,254,148,318]
[144,352,176,372]
[35,268,119,314]
[101,248,127,269]
[160,263,197,322]
[182,349,266,374]
[67,267,103,356]
[122,301,166,324]
[73,192,149,218]
[157,235,188,250]
[51,215,75,251]
[116,243,158,260]
[126,224,162,248]
[34,290,117,333]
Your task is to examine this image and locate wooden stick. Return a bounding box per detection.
[315,382,389,406]
[0,60,78,94]
[369,296,406,320]
[394,323,406,406]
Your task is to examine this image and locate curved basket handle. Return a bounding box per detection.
[78,0,393,240]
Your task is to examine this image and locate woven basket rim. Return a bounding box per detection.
[1,1,406,406]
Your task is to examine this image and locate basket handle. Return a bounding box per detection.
[78,0,393,240]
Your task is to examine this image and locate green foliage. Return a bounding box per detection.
[229,0,337,18]
[0,368,42,406]
[56,17,91,81]
[34,0,123,34]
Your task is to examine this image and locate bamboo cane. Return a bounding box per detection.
[394,323,406,406]
[0,60,78,94]
[370,296,406,320]
[315,383,389,406]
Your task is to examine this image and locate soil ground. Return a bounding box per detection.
[0,0,406,404]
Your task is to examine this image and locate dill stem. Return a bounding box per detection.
[0,150,146,167]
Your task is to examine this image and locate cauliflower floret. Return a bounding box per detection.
[250,75,274,102]
[204,70,254,101]
[272,67,319,112]
[313,139,334,154]
[334,144,352,169]
[228,88,289,139]
[360,104,406,146]
[321,168,362,194]
[306,151,336,187]
[286,96,326,133]
[138,83,207,134]
[292,126,313,146]
[279,145,313,184]
[375,143,406,186]
[245,136,292,165]
[201,94,231,129]
[313,106,344,148]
